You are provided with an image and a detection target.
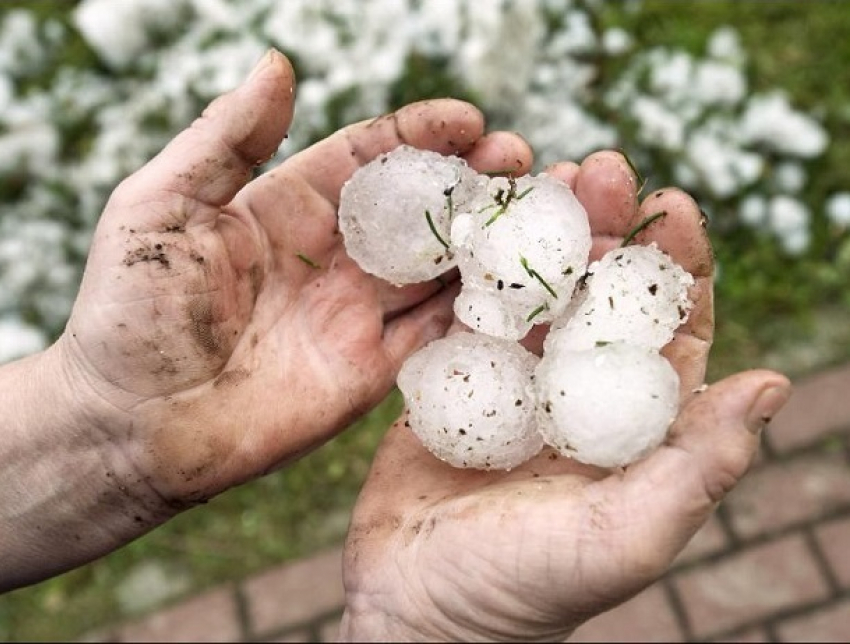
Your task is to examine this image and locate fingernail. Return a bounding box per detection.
[247,49,276,83]
[746,383,792,434]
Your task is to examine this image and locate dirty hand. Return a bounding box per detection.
[0,50,532,590]
[338,152,792,641]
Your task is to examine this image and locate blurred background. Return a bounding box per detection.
[2,0,850,639]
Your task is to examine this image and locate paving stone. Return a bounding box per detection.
[673,513,728,567]
[775,597,850,642]
[569,583,684,642]
[814,515,850,589]
[243,547,345,639]
[114,585,242,643]
[672,534,830,639]
[768,363,850,453]
[724,453,850,539]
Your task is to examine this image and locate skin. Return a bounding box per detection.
[0,49,791,641]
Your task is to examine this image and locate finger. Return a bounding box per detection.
[634,188,713,278]
[461,131,534,177]
[543,160,581,190]
[114,50,295,220]
[634,189,715,393]
[574,150,641,243]
[594,370,791,578]
[283,99,487,207]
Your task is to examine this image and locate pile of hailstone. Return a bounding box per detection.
[339,146,694,470]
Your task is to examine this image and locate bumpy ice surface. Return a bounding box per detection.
[451,173,592,340]
[338,145,483,285]
[397,332,543,470]
[546,243,695,353]
[535,342,680,468]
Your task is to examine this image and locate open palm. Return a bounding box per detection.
[58,51,533,507]
[339,153,790,641]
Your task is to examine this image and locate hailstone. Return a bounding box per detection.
[397,332,543,470]
[546,243,695,353]
[451,174,592,340]
[535,343,680,468]
[338,145,484,285]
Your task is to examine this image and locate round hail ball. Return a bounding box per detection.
[535,342,680,468]
[397,332,543,470]
[338,145,484,285]
[450,173,591,341]
[546,243,694,353]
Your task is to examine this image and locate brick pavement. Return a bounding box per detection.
[83,364,850,643]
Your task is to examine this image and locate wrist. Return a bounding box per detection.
[0,342,178,591]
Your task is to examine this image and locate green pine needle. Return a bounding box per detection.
[520,255,558,299]
[296,253,321,269]
[482,168,519,177]
[425,210,450,250]
[621,211,667,247]
[484,205,507,227]
[619,148,648,194]
[526,302,549,322]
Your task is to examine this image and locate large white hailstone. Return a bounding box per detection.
[339,145,484,285]
[451,173,591,340]
[547,243,694,353]
[535,343,680,468]
[397,332,543,470]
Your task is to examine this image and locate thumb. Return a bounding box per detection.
[114,49,295,217]
[596,369,792,577]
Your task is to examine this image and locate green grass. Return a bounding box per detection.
[3,1,850,640]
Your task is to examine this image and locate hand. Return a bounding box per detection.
[338,152,792,641]
[56,50,533,508]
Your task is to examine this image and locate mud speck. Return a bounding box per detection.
[124,245,171,268]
